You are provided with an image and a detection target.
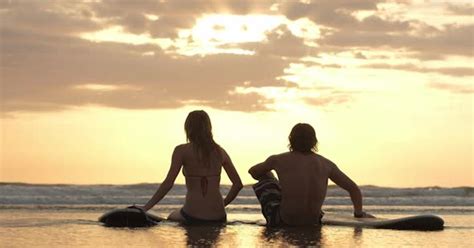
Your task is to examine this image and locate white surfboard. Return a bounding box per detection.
[322,213,444,231]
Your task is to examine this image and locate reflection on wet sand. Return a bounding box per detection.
[181,224,225,247]
[262,225,323,246]
[353,227,364,246]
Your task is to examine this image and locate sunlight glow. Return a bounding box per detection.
[80,26,172,48]
[74,84,142,91]
[79,14,287,56]
[191,14,285,44]
[171,14,286,56]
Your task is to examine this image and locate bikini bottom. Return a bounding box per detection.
[180,208,227,225]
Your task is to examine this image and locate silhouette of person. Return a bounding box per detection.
[138,110,243,224]
[249,123,374,226]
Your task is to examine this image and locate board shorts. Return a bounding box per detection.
[252,177,284,227]
[252,177,324,227]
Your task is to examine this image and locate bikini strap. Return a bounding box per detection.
[201,177,208,197]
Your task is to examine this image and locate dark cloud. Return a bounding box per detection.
[280,0,386,30]
[354,52,368,59]
[446,3,474,16]
[358,15,410,32]
[279,0,473,60]
[91,0,276,38]
[320,24,474,58]
[0,0,274,40]
[428,82,473,94]
[362,63,474,77]
[0,1,290,114]
[234,25,312,58]
[1,1,100,35]
[119,13,150,34]
[148,15,196,38]
[1,25,287,113]
[1,0,471,115]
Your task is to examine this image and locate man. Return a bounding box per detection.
[249,123,374,226]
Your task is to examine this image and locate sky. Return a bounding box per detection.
[0,0,473,187]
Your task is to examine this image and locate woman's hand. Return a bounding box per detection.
[354,211,375,218]
[129,205,148,212]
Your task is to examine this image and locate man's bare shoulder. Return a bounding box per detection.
[315,154,337,168]
[269,151,293,160]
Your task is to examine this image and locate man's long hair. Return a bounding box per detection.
[288,123,318,153]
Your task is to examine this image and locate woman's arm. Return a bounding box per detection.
[141,146,183,212]
[328,162,374,218]
[222,149,243,206]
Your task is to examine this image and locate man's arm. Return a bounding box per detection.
[328,161,374,218]
[248,155,276,180]
[141,146,183,211]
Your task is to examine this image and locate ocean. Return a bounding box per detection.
[1,183,473,247]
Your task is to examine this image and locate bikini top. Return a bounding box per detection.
[183,170,220,197]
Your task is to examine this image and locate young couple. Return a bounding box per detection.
[138,110,374,226]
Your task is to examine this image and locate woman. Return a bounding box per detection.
[139,110,243,224]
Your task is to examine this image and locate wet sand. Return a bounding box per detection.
[1,210,473,247]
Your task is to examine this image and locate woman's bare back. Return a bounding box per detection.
[179,143,226,220]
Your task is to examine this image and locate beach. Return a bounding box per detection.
[1,183,473,247]
[2,1,473,246]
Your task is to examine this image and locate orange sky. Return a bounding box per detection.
[1,0,473,187]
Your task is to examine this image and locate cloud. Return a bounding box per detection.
[320,24,474,58]
[362,63,474,77]
[1,0,472,116]
[428,82,473,94]
[280,0,389,30]
[230,25,311,58]
[1,25,288,113]
[91,0,276,38]
[446,3,474,16]
[1,1,100,35]
[354,52,368,59]
[279,1,472,60]
[0,1,293,114]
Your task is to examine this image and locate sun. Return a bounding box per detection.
[191,14,285,44]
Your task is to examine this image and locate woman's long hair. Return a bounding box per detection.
[184,110,220,167]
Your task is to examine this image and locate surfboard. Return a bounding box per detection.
[322,213,444,231]
[99,207,165,227]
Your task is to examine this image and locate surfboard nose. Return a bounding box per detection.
[377,214,444,231]
[99,207,163,227]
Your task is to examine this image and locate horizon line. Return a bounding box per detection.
[1,181,473,189]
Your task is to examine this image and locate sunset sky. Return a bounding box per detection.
[1,0,472,187]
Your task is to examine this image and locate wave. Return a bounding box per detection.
[0,204,472,215]
[1,183,473,206]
